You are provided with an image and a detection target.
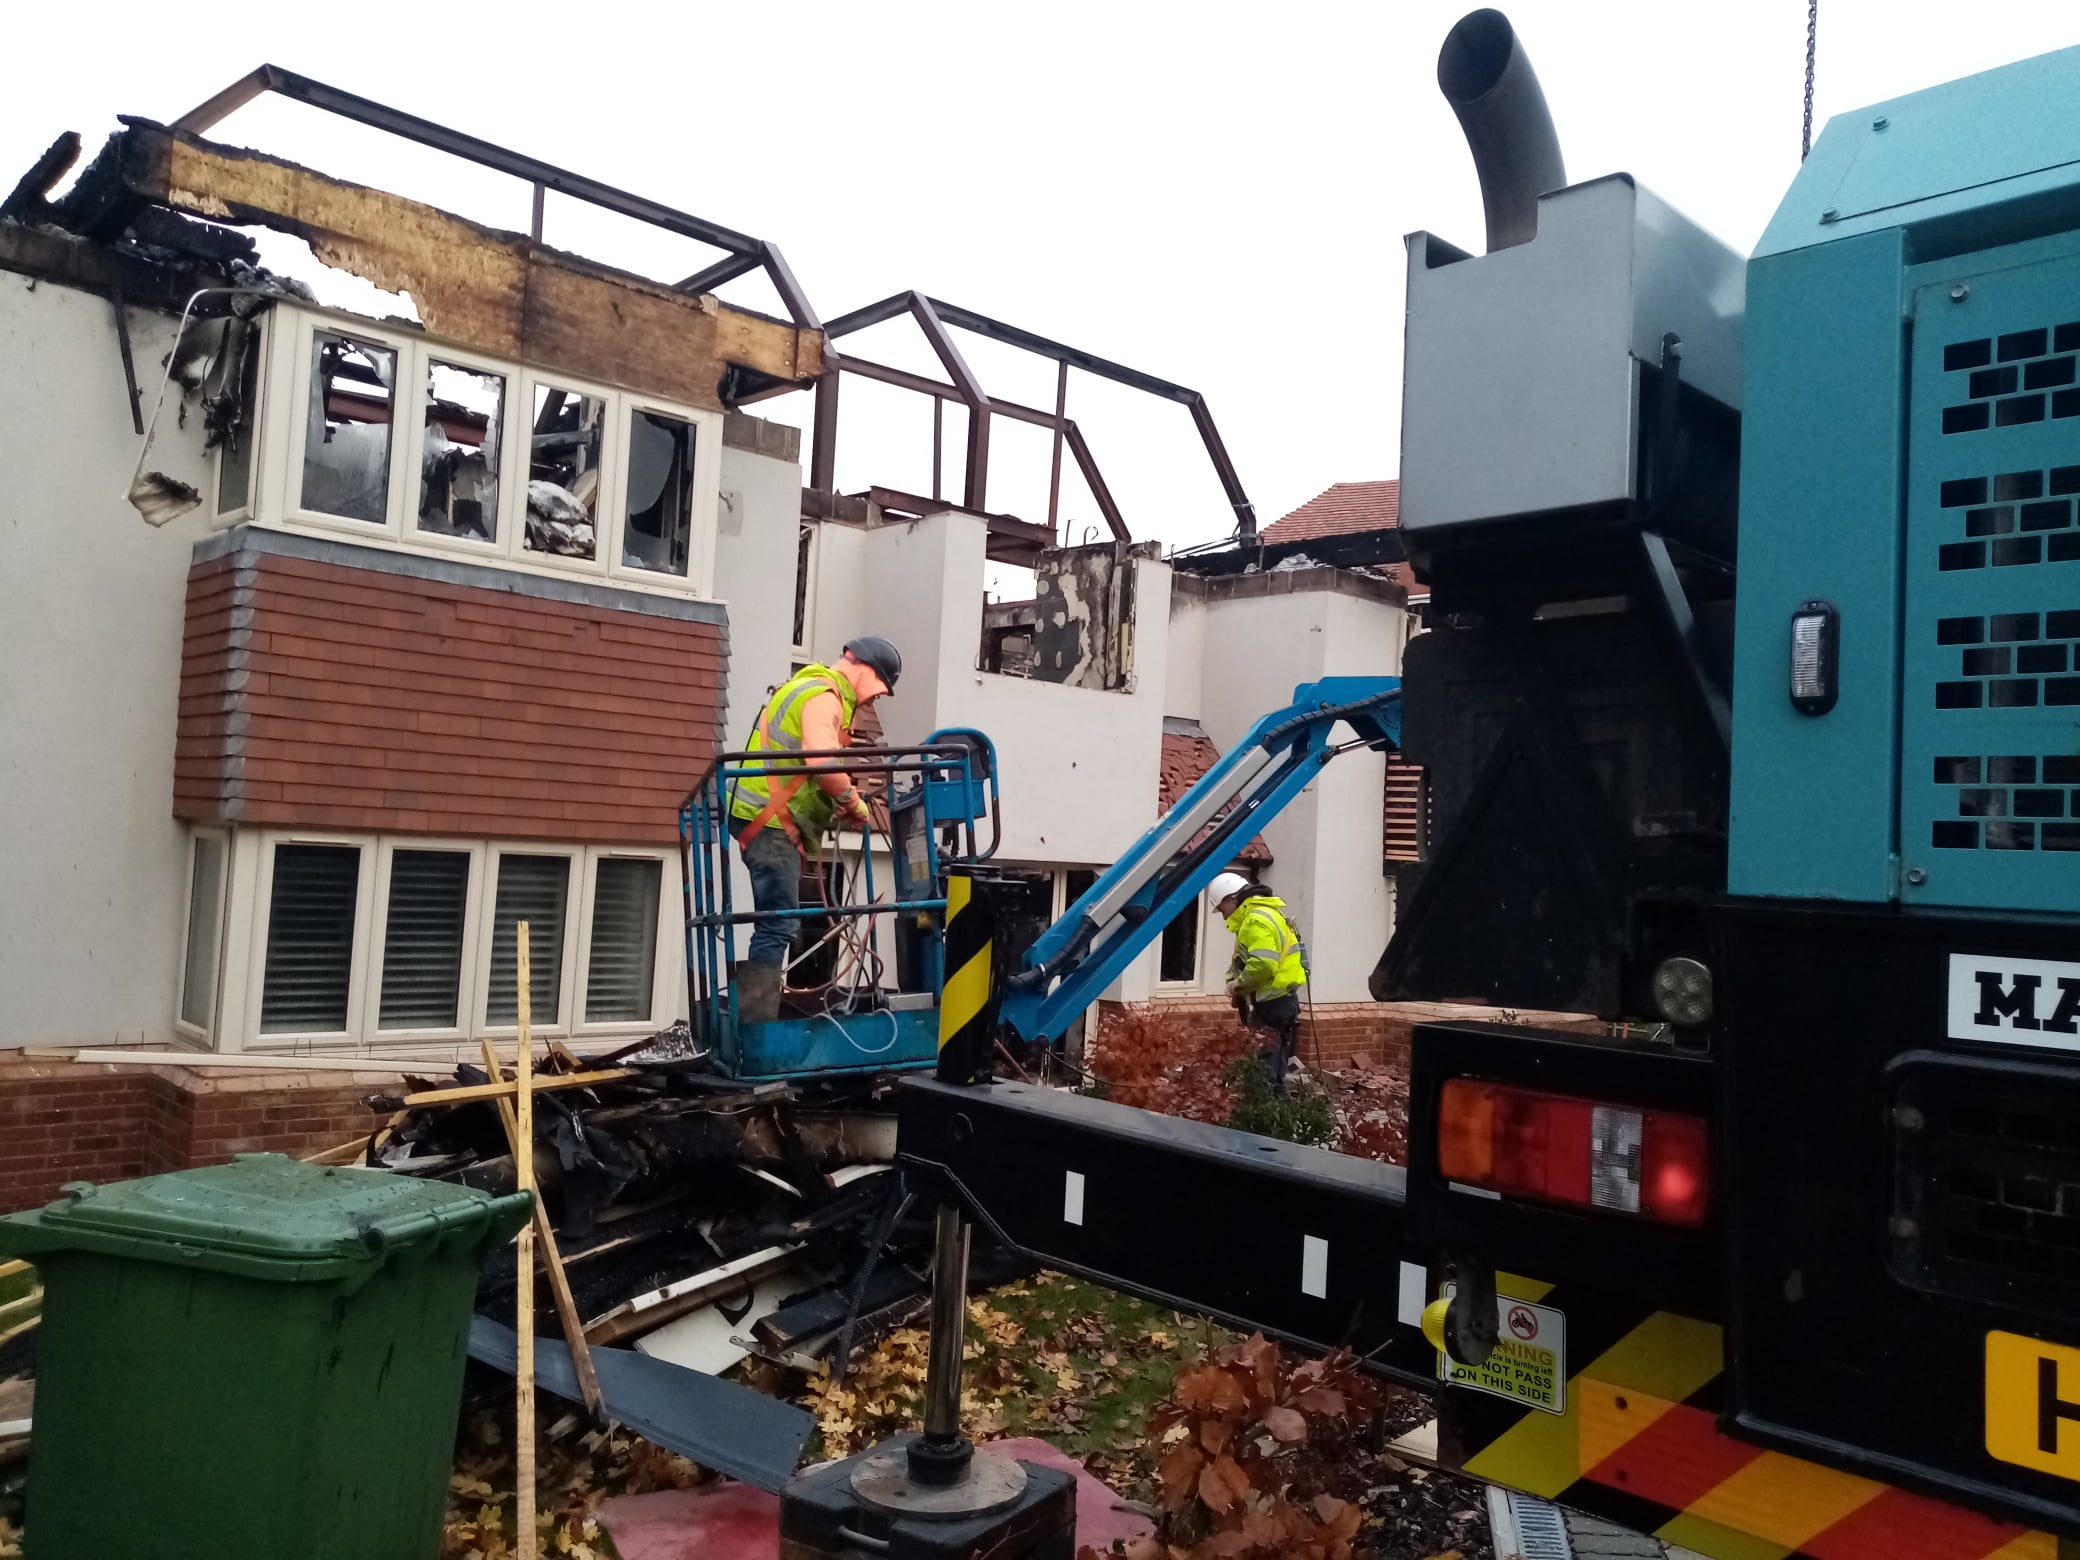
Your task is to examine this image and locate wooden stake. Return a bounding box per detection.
[482,1037,604,1423]
[515,921,538,1560]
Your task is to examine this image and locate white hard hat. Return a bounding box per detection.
[1208,872,1251,905]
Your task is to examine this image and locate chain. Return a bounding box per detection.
[1802,0,1819,160]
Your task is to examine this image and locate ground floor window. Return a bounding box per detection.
[185,829,677,1050]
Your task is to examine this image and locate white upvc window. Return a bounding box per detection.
[220,831,677,1051]
[1156,889,1209,993]
[175,829,232,1042]
[237,302,721,599]
[367,839,487,1041]
[246,831,379,1045]
[209,317,267,524]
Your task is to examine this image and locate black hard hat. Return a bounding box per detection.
[844,635,902,690]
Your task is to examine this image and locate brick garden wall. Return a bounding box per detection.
[1110,996,1601,1074]
[0,1062,399,1214]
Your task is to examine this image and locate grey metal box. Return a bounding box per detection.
[1399,174,1745,534]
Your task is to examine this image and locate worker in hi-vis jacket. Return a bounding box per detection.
[726,636,904,1023]
[1209,871,1308,1094]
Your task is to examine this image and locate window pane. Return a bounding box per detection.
[301,332,395,522]
[525,385,603,560]
[418,360,504,542]
[377,850,470,1030]
[622,411,696,576]
[585,858,661,1023]
[1159,898,1200,984]
[488,855,569,1024]
[213,324,260,516]
[260,844,360,1033]
[180,836,226,1031]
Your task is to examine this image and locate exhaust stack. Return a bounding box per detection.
[1437,9,1566,252]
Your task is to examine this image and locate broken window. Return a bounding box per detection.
[377,849,471,1030]
[793,520,816,652]
[526,385,603,560]
[210,324,260,517]
[259,843,362,1034]
[301,331,395,523]
[585,857,662,1022]
[488,852,570,1024]
[622,410,697,576]
[1159,894,1201,984]
[418,360,504,543]
[179,833,226,1033]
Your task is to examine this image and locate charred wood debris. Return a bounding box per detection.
[357,1023,1022,1377]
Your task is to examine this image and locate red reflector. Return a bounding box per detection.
[1437,1078,1709,1228]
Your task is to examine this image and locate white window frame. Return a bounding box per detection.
[243,831,379,1046]
[513,366,621,581]
[408,344,525,564]
[210,315,270,528]
[229,302,723,603]
[174,828,232,1042]
[1155,888,1210,994]
[571,845,680,1036]
[364,839,487,1042]
[606,397,724,597]
[475,844,584,1040]
[276,310,417,542]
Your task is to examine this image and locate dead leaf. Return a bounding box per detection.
[1200,1416,1233,1456]
[1261,1405,1308,1442]
[1157,1440,1206,1511]
[1175,1365,1248,1416]
[1197,1452,1250,1514]
[1314,1496,1363,1542]
[1291,1386,1346,1416]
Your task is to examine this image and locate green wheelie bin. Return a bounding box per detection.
[0,1152,530,1560]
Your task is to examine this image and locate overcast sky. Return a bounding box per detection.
[6,1,2077,562]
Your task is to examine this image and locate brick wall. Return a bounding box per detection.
[1126,995,1603,1072]
[176,529,729,844]
[0,1062,398,1214]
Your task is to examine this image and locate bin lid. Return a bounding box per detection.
[20,1153,510,1264]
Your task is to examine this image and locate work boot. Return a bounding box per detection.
[736,961,783,1024]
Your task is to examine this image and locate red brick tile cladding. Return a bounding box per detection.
[175,528,728,844]
[1260,479,1411,590]
[0,1062,397,1213]
[1158,730,1272,865]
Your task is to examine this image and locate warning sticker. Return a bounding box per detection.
[1436,1296,1566,1415]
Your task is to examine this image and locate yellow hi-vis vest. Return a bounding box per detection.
[728,663,858,843]
[1225,894,1306,997]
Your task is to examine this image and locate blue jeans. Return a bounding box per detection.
[741,827,805,966]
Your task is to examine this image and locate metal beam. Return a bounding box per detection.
[836,357,1063,433]
[896,1076,1434,1382]
[904,294,990,512]
[1063,422,1129,541]
[675,251,764,296]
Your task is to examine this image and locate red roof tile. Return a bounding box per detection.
[1160,731,1271,864]
[1260,480,1412,590]
[1261,480,1399,545]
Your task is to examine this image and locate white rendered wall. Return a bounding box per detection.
[0,278,218,1047]
[1192,575,1408,1003]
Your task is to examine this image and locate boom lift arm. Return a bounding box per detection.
[998,677,1401,1045]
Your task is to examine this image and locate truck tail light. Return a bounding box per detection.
[1437,1078,1710,1228]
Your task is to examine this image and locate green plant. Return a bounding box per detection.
[1223,1058,1334,1147]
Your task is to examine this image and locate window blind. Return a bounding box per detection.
[585,857,661,1023]
[488,854,568,1024]
[377,850,469,1030]
[259,844,360,1033]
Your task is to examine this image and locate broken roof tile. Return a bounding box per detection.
[1159,730,1271,865]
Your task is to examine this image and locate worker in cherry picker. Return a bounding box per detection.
[728,636,903,1023]
[1209,871,1308,1095]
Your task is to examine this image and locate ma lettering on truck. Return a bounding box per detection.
[853,10,2080,1560]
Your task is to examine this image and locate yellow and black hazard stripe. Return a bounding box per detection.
[937,867,995,1083]
[1449,1276,2058,1560]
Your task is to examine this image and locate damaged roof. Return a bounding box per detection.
[1159,727,1271,866]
